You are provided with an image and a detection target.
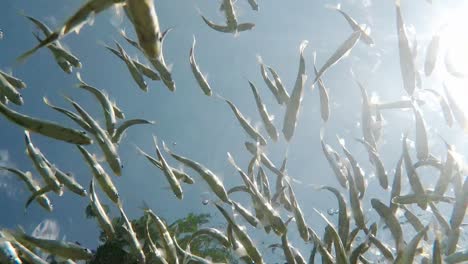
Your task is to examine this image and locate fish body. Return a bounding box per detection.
[75,74,116,136]
[66,96,122,176]
[153,136,183,199]
[0,231,22,264]
[396,0,417,95]
[118,204,146,264]
[0,102,92,144]
[24,131,63,196]
[190,37,212,96]
[112,119,154,144]
[224,99,267,145]
[4,229,93,260]
[146,209,178,264]
[249,81,278,141]
[0,74,23,105]
[0,71,26,89]
[126,0,162,60]
[42,97,93,133]
[89,179,115,240]
[76,145,119,204]
[166,147,230,203]
[0,166,53,211]
[313,31,361,85]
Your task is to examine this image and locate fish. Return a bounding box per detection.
[354,77,377,150]
[65,96,122,176]
[355,138,388,189]
[313,53,330,122]
[394,225,429,264]
[249,81,278,141]
[444,48,465,78]
[10,239,48,264]
[112,119,154,144]
[200,15,232,33]
[392,192,454,205]
[24,131,63,197]
[0,166,53,212]
[313,209,349,264]
[401,205,428,241]
[257,56,281,105]
[449,175,468,230]
[104,43,158,80]
[144,216,168,264]
[89,179,115,240]
[231,200,259,227]
[30,30,73,73]
[389,155,403,214]
[337,136,367,198]
[424,31,440,76]
[267,66,290,105]
[412,104,429,161]
[115,41,148,92]
[283,40,308,141]
[228,152,286,235]
[17,0,125,62]
[76,145,119,204]
[346,167,367,232]
[402,134,427,209]
[395,0,417,95]
[189,228,230,249]
[312,30,361,85]
[0,231,22,264]
[328,4,374,46]
[371,198,403,252]
[152,135,183,199]
[117,203,146,264]
[320,129,348,188]
[215,204,264,264]
[245,142,283,177]
[2,229,93,260]
[145,209,178,264]
[429,202,450,235]
[173,235,213,264]
[0,74,23,106]
[445,248,468,264]
[164,144,230,204]
[42,157,87,197]
[0,70,26,89]
[319,186,349,246]
[75,73,116,136]
[42,97,93,133]
[135,146,194,184]
[190,36,212,96]
[0,101,92,145]
[287,183,309,242]
[443,83,468,132]
[125,0,162,60]
[247,0,259,11]
[422,89,453,127]
[223,97,267,145]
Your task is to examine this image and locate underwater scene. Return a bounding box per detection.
[0,0,467,263]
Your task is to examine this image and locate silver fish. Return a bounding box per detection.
[89,179,115,240]
[76,145,119,204]
[249,81,278,141]
[396,0,417,95]
[223,97,267,145]
[312,31,361,85]
[75,73,116,136]
[0,102,92,145]
[0,74,23,106]
[112,119,154,144]
[17,0,125,62]
[190,36,212,96]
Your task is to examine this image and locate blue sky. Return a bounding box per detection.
[0,0,467,262]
